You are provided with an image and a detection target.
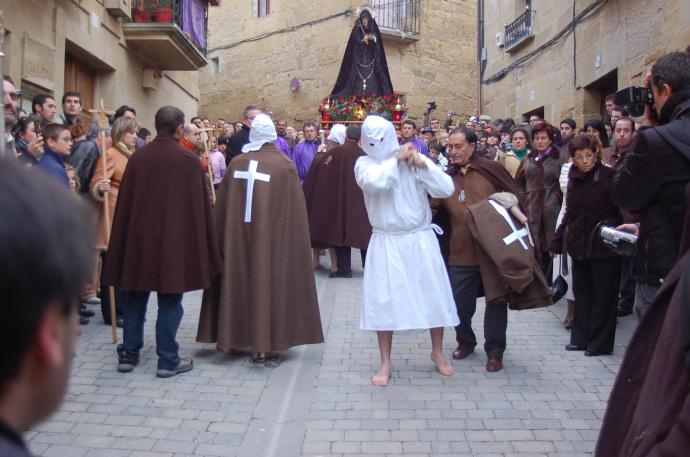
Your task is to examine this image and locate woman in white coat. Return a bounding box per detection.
[355,116,459,386]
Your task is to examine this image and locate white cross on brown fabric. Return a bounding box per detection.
[233,160,271,223]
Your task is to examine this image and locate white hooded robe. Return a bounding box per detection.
[355,116,459,331]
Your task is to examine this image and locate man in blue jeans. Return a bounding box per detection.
[102,106,222,378]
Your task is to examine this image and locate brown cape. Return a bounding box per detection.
[468,199,553,310]
[196,143,324,353]
[595,250,690,456]
[434,155,525,263]
[102,135,222,293]
[302,140,372,250]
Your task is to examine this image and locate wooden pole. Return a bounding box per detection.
[91,101,118,343]
[200,127,217,205]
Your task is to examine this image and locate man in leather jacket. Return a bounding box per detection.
[613,49,690,318]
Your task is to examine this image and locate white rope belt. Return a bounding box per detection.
[372,224,444,236]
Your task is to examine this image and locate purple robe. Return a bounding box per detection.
[293,140,319,184]
[275,136,292,161]
[401,137,429,157]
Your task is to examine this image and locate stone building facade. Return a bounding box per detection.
[1,0,219,129]
[479,0,690,125]
[199,0,477,126]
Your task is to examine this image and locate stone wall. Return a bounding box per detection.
[1,0,204,130]
[480,0,690,126]
[200,0,477,126]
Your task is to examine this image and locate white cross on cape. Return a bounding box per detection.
[233,160,271,223]
[488,200,531,250]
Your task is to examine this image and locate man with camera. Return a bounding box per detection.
[613,50,690,318]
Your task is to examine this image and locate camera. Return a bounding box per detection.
[598,224,637,256]
[426,101,437,113]
[614,86,654,117]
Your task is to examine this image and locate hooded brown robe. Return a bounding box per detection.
[196,143,324,353]
[102,135,222,293]
[302,139,372,250]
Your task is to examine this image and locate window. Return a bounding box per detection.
[211,57,220,75]
[258,0,270,17]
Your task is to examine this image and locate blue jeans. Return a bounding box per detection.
[119,291,184,370]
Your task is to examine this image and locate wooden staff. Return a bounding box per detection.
[89,101,118,343]
[199,127,217,205]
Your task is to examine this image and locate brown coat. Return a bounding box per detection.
[196,143,324,353]
[89,146,130,248]
[303,140,371,250]
[432,156,548,310]
[102,135,222,293]
[515,146,568,253]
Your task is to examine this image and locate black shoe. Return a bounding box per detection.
[617,307,633,317]
[80,307,95,318]
[565,344,585,351]
[79,316,90,325]
[117,347,139,373]
[329,271,353,279]
[584,350,612,357]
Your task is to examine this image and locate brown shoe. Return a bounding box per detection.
[451,344,475,360]
[485,357,503,372]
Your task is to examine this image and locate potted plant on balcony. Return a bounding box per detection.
[153,0,174,23]
[131,0,150,23]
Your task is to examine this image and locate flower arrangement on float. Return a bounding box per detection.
[318,94,407,122]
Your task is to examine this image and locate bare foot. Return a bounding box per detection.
[372,361,391,387]
[430,351,454,377]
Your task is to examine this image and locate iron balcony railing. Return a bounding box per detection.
[138,0,209,55]
[504,9,535,52]
[370,0,421,38]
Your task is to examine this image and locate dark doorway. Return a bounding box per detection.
[522,106,544,124]
[584,69,618,121]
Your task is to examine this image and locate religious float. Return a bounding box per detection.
[318,7,407,132]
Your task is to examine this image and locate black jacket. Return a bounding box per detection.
[613,95,690,285]
[226,124,250,164]
[551,162,621,260]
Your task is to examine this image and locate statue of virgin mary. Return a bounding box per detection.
[330,7,395,98]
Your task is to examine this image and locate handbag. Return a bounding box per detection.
[550,241,569,303]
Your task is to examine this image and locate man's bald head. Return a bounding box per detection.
[183,123,202,148]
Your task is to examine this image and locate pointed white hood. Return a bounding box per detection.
[361,115,399,162]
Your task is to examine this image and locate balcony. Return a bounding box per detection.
[122,0,216,71]
[504,8,535,53]
[370,0,421,43]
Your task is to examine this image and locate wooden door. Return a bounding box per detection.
[64,54,95,112]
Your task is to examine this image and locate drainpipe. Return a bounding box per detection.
[476,0,484,115]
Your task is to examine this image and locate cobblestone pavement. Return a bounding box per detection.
[27,255,637,457]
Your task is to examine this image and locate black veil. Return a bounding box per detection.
[330,10,395,98]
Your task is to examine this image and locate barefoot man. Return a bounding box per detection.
[355,116,459,386]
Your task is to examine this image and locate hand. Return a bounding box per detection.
[397,144,427,169]
[642,72,658,127]
[28,136,44,158]
[616,223,639,236]
[98,179,111,194]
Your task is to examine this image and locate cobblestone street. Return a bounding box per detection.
[27,257,637,457]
